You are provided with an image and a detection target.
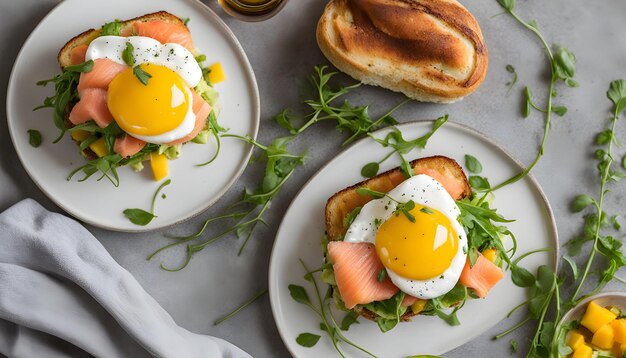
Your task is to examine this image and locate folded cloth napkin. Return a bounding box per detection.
[0,199,252,358]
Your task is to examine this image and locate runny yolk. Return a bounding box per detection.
[375,204,458,280]
[107,63,189,136]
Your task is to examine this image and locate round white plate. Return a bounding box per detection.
[269,120,559,357]
[6,0,259,232]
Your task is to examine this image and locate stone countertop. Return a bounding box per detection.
[1,0,625,357]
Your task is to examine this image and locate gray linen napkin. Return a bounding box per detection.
[0,199,252,358]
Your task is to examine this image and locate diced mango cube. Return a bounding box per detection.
[571,343,592,358]
[150,153,168,181]
[88,137,108,157]
[70,129,90,142]
[567,330,586,351]
[612,319,626,345]
[411,299,428,314]
[591,323,615,350]
[581,301,618,333]
[482,248,497,263]
[208,62,225,84]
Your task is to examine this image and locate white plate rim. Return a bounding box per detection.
[5,0,260,232]
[268,119,560,357]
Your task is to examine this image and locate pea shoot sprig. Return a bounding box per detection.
[495,80,626,357]
[490,0,578,193]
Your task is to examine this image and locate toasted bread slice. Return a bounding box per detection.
[58,11,189,68]
[324,155,471,320]
[317,0,488,103]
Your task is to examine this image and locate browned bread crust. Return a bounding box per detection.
[324,155,471,320]
[317,0,488,103]
[58,11,188,68]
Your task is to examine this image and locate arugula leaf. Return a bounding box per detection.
[563,256,579,280]
[511,264,535,287]
[133,65,152,85]
[469,176,490,191]
[288,284,310,305]
[296,333,320,347]
[122,42,135,66]
[122,208,155,226]
[123,179,171,226]
[464,154,483,174]
[27,129,42,148]
[35,60,94,143]
[100,19,122,36]
[377,268,387,283]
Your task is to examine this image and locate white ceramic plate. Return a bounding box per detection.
[269,120,559,357]
[6,0,259,232]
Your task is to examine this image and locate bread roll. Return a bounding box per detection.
[317,0,488,103]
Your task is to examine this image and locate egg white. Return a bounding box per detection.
[85,36,202,144]
[344,174,468,299]
[85,36,202,87]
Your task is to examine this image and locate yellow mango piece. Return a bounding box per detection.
[70,130,90,142]
[567,330,586,351]
[208,62,225,84]
[410,299,428,315]
[482,248,497,263]
[612,319,626,345]
[571,344,592,358]
[88,137,108,157]
[581,301,617,333]
[150,153,168,181]
[591,323,615,350]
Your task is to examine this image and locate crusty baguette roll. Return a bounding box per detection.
[58,11,190,68]
[324,155,472,320]
[317,0,488,103]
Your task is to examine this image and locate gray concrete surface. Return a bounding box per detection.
[1,0,626,357]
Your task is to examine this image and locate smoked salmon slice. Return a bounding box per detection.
[458,255,504,298]
[401,295,418,307]
[416,168,465,201]
[327,241,399,309]
[133,20,194,52]
[77,59,127,93]
[165,91,211,145]
[114,134,146,158]
[69,88,114,128]
[70,44,88,66]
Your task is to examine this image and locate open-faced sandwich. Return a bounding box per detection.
[37,11,225,184]
[322,156,505,331]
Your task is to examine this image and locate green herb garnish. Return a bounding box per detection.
[27,129,42,148]
[296,333,321,348]
[133,65,152,85]
[35,60,94,143]
[213,288,267,325]
[505,64,518,96]
[464,154,483,174]
[100,19,122,36]
[419,207,433,215]
[123,179,171,226]
[122,42,135,66]
[182,17,190,26]
[355,187,416,223]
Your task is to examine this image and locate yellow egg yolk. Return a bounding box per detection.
[107,63,190,136]
[375,204,458,280]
